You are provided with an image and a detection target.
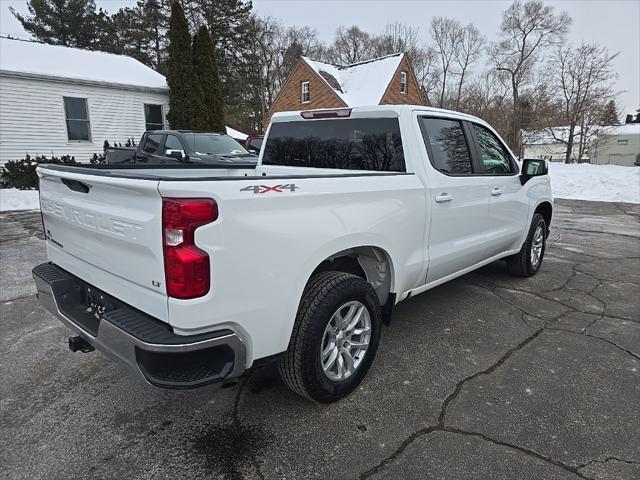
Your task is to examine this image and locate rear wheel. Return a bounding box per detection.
[278,271,382,403]
[506,213,547,277]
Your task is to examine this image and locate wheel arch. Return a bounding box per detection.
[308,245,396,307]
[534,201,553,234]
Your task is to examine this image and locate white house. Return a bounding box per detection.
[0,37,169,164]
[0,37,247,165]
[522,124,640,166]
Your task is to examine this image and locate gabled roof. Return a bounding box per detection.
[302,53,405,106]
[0,37,168,91]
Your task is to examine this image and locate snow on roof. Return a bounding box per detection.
[302,53,404,106]
[522,124,640,145]
[226,126,247,141]
[0,37,167,90]
[609,123,640,135]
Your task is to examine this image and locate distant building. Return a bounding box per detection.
[522,124,640,166]
[0,37,246,164]
[264,53,426,126]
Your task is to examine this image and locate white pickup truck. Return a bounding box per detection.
[33,105,552,403]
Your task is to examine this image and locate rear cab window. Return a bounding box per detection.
[418,117,473,175]
[262,118,405,172]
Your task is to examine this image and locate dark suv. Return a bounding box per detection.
[107,131,257,165]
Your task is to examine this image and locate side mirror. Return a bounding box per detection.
[165,149,185,160]
[520,158,548,185]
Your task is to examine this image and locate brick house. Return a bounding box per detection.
[264,52,426,126]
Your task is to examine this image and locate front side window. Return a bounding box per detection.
[263,118,405,172]
[419,117,473,174]
[144,104,164,131]
[301,81,310,103]
[472,123,516,174]
[400,72,408,94]
[63,97,90,141]
[142,133,163,154]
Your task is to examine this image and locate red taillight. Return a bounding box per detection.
[162,198,218,299]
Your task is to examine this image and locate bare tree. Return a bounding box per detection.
[372,21,421,56]
[431,17,462,108]
[490,0,571,155]
[327,25,373,65]
[453,23,485,110]
[547,42,618,163]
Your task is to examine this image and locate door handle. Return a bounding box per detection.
[435,193,453,203]
[491,187,503,196]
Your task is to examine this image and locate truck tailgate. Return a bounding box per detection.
[38,167,168,321]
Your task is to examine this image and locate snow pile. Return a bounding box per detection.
[0,189,40,212]
[549,163,640,204]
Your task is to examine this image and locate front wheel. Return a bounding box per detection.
[278,271,382,403]
[506,213,547,277]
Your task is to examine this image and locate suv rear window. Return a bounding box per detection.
[263,118,405,172]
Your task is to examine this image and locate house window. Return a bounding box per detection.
[301,81,310,103]
[617,139,628,145]
[144,104,164,131]
[63,97,91,141]
[400,72,408,95]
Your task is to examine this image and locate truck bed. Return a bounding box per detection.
[39,163,413,181]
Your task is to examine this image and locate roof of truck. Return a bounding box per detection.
[270,105,486,124]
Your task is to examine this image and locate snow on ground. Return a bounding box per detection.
[0,189,40,212]
[548,163,640,204]
[0,164,638,212]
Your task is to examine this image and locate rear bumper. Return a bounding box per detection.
[32,262,246,389]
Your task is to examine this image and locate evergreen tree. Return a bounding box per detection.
[193,26,226,132]
[184,0,255,130]
[600,100,620,125]
[139,0,171,73]
[11,0,99,48]
[166,0,206,130]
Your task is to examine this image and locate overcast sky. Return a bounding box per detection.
[1,0,638,114]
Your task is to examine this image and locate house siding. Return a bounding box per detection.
[592,132,640,166]
[264,61,346,127]
[523,128,640,166]
[0,74,169,164]
[379,57,425,105]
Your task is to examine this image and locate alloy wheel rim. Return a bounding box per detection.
[320,301,372,381]
[530,225,544,267]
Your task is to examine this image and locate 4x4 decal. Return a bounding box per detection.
[240,184,299,194]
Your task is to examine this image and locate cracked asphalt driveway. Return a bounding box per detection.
[1,199,639,480]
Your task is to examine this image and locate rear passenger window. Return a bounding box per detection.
[472,124,515,174]
[142,134,163,154]
[419,118,473,175]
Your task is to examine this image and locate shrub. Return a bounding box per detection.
[0,154,76,190]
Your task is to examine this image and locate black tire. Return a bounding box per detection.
[506,213,547,277]
[278,271,382,403]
